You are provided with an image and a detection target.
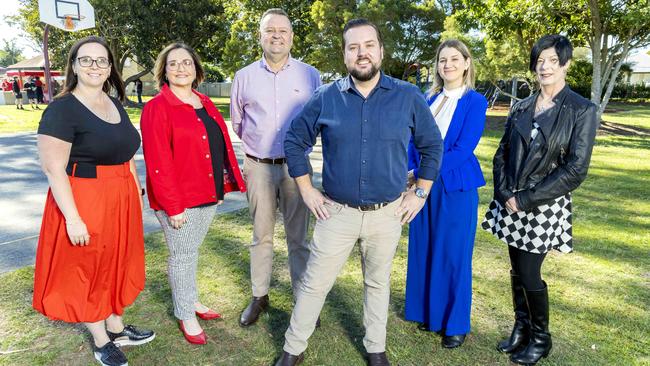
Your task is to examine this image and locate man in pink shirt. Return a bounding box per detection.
[230,8,321,327]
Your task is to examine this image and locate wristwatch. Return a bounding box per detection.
[414,187,428,199]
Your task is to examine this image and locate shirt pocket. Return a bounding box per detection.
[379,111,408,142]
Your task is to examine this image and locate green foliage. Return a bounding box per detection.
[220,0,314,77]
[203,63,226,82]
[12,0,229,82]
[567,59,593,90]
[0,39,25,67]
[303,0,357,79]
[475,36,530,85]
[126,0,228,71]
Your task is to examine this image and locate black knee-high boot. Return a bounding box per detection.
[497,271,529,353]
[511,282,552,365]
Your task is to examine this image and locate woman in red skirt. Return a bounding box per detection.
[33,36,154,366]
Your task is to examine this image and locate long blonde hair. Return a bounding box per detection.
[428,39,475,98]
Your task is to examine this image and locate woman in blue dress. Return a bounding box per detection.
[404,39,488,349]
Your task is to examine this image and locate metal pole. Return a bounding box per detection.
[43,25,53,103]
[510,77,518,108]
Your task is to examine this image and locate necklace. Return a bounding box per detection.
[74,91,113,121]
[535,95,555,114]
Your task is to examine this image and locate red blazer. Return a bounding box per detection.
[141,84,246,216]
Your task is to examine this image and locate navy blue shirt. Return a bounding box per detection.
[285,73,443,206]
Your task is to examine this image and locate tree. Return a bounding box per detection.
[12,0,229,94]
[455,0,650,118]
[0,39,25,66]
[588,0,650,117]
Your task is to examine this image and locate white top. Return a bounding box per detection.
[429,86,466,139]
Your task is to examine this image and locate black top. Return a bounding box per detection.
[37,93,141,166]
[196,107,225,204]
[24,82,36,98]
[12,81,21,94]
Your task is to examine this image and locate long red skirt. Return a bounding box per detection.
[33,162,145,323]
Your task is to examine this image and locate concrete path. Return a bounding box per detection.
[0,128,322,274]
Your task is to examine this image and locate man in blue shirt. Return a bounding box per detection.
[276,19,443,366]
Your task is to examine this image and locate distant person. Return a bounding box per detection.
[482,35,599,365]
[2,78,11,91]
[51,78,61,96]
[141,42,246,345]
[33,36,154,366]
[35,76,45,103]
[134,78,143,104]
[404,39,488,349]
[12,77,24,110]
[230,8,321,328]
[24,77,39,110]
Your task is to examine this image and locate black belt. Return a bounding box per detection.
[346,202,390,212]
[246,154,286,165]
[66,162,97,178]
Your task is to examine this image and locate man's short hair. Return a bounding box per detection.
[259,8,291,30]
[529,35,573,72]
[341,18,383,51]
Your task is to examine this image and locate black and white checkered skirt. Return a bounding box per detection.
[481,194,573,254]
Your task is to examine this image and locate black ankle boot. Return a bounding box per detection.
[511,282,552,365]
[497,271,530,353]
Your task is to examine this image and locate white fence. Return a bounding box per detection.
[197,82,232,98]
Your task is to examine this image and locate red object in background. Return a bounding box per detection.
[1,80,11,91]
[6,70,62,77]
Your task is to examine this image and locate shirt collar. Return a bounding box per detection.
[160,83,210,107]
[442,85,466,99]
[260,55,293,73]
[339,71,393,93]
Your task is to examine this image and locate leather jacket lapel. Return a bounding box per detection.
[512,95,535,146]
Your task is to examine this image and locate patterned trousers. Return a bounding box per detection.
[155,206,216,319]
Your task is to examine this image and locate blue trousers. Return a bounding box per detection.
[404,181,478,336]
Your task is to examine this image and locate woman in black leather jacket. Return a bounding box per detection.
[482,35,599,365]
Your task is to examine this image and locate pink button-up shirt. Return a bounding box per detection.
[230,56,321,158]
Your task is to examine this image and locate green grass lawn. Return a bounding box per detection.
[0,105,648,365]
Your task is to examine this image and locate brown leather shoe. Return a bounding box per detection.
[367,352,390,366]
[239,295,269,326]
[274,351,304,366]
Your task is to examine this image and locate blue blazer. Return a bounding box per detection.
[409,89,488,192]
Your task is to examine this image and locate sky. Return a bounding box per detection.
[1,0,40,59]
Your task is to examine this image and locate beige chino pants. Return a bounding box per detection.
[243,156,311,297]
[283,198,403,355]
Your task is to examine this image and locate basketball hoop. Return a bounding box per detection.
[62,14,85,31]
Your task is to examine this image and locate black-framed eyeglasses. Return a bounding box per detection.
[77,56,111,69]
[166,59,194,71]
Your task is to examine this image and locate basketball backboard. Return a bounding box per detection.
[38,0,95,32]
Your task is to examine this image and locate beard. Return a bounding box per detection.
[348,59,381,81]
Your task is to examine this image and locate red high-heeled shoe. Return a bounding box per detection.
[196,309,222,320]
[179,320,207,345]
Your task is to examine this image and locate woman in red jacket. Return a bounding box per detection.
[141,43,246,345]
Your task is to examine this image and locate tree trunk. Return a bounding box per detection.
[598,40,631,117]
[588,0,602,103]
[122,68,152,107]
